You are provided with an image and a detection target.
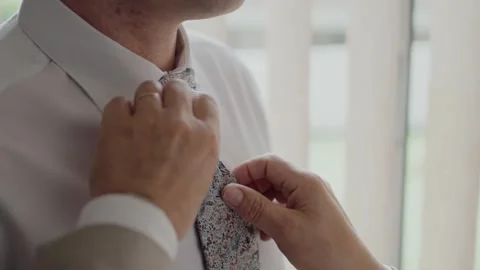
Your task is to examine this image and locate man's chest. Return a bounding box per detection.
[0,75,268,263]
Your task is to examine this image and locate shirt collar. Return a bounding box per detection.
[18,0,193,110]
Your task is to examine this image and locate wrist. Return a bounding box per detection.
[348,244,383,270]
[330,227,385,270]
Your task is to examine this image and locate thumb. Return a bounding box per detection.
[222,183,289,238]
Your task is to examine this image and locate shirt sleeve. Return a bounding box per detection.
[76,194,178,260]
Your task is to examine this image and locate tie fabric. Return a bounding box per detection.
[159,69,260,270]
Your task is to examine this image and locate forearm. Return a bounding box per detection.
[34,195,179,270]
[34,225,174,270]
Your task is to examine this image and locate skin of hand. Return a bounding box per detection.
[90,80,220,239]
[222,155,384,270]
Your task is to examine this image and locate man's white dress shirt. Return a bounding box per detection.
[0,0,285,269]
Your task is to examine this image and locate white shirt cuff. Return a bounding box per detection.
[77,194,178,260]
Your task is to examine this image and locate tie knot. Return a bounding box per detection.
[159,68,196,90]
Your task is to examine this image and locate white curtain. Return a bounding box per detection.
[188,0,480,269]
[344,0,412,266]
[420,0,480,269]
[265,0,312,169]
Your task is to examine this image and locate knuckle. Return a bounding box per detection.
[164,79,190,93]
[322,178,331,189]
[164,82,192,105]
[319,178,332,193]
[171,118,191,134]
[136,81,159,95]
[105,96,127,111]
[304,171,323,182]
[264,153,282,163]
[102,97,129,126]
[262,154,286,167]
[197,93,218,108]
[304,171,324,184]
[304,173,329,194]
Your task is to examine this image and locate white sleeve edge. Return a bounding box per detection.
[76,194,178,260]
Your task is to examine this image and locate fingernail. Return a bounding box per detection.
[223,186,244,207]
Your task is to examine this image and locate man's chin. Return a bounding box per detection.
[218,0,246,16]
[187,0,245,20]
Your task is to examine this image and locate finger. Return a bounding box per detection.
[192,93,219,130]
[222,183,291,240]
[162,79,193,114]
[247,186,282,210]
[232,155,303,199]
[243,179,272,199]
[102,96,133,131]
[240,181,278,208]
[134,81,163,117]
[254,178,273,195]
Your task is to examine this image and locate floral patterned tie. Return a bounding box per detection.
[160,69,260,270]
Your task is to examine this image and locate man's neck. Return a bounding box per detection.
[61,0,181,71]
